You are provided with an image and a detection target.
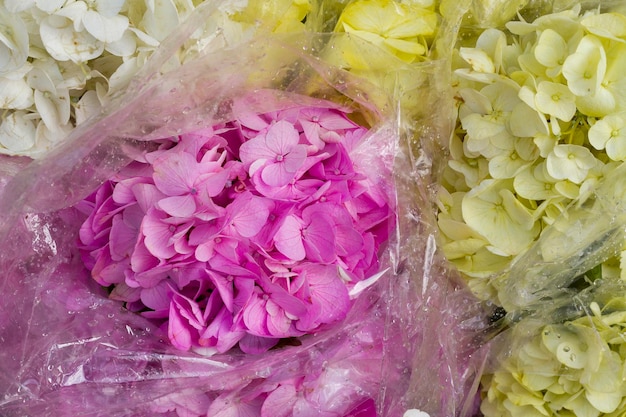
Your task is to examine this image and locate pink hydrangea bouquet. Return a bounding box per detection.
[77,92,393,355]
[0,1,492,417]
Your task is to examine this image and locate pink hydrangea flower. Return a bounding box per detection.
[77,95,394,355]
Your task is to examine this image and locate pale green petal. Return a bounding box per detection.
[555,340,588,369]
[589,112,626,151]
[509,102,549,138]
[581,12,626,41]
[455,246,512,278]
[533,135,556,158]
[462,179,538,256]
[535,81,576,121]
[385,10,437,38]
[521,373,557,392]
[459,47,495,73]
[533,6,583,39]
[383,37,425,56]
[582,351,622,393]
[484,80,521,112]
[461,114,504,150]
[546,144,596,184]
[554,181,579,199]
[562,393,601,417]
[541,325,581,355]
[562,35,606,97]
[489,150,530,179]
[476,28,507,72]
[514,164,558,201]
[458,87,492,115]
[585,390,622,414]
[576,85,617,118]
[442,238,487,259]
[515,137,540,161]
[438,218,480,241]
[534,29,567,70]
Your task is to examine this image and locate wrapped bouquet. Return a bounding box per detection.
[0,1,490,416]
[437,0,626,415]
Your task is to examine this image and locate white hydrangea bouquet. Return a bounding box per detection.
[0,0,306,158]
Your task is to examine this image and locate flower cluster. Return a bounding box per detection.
[481,296,626,417]
[437,5,626,301]
[0,0,314,158]
[77,97,393,354]
[334,0,439,64]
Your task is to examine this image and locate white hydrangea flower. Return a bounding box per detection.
[0,76,34,109]
[27,63,71,131]
[34,0,67,14]
[0,111,37,154]
[0,5,30,76]
[40,14,105,62]
[142,0,181,42]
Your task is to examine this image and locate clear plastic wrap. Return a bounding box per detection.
[0,1,491,416]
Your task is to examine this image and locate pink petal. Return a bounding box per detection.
[267,286,307,318]
[261,384,298,417]
[228,193,270,238]
[207,271,234,312]
[168,301,193,351]
[196,168,230,198]
[109,282,142,302]
[170,391,212,416]
[208,394,263,417]
[302,216,336,263]
[141,210,177,259]
[132,183,164,213]
[296,265,349,330]
[266,304,294,336]
[140,280,172,311]
[242,294,269,336]
[334,223,363,257]
[259,147,307,187]
[282,145,307,172]
[265,120,300,154]
[157,195,197,218]
[172,292,206,331]
[274,215,305,261]
[239,136,275,166]
[109,214,139,261]
[130,237,159,273]
[153,152,199,196]
[91,247,126,285]
[238,333,279,354]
